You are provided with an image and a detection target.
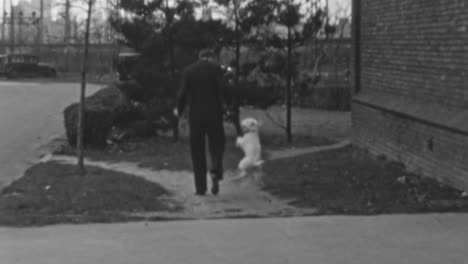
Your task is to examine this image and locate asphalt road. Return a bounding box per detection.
[0,80,101,188]
[1,214,467,264]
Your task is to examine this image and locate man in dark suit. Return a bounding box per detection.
[174,49,228,195]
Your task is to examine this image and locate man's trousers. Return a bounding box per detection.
[189,119,225,193]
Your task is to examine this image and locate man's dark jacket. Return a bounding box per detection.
[177,60,228,121]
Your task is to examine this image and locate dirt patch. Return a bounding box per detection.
[0,162,176,227]
[263,146,468,215]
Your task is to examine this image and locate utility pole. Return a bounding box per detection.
[39,0,43,48]
[64,0,71,44]
[9,0,14,53]
[2,0,6,44]
[18,10,22,47]
[64,0,71,71]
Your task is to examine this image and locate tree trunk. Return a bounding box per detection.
[36,0,44,53]
[286,25,292,143]
[325,0,329,39]
[232,0,242,136]
[333,22,346,80]
[1,0,5,43]
[9,0,15,53]
[77,0,94,176]
[165,0,179,141]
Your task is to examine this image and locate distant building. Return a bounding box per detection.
[352,1,468,189]
[18,0,53,20]
[41,0,113,44]
[6,0,56,45]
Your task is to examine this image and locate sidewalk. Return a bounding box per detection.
[1,214,467,264]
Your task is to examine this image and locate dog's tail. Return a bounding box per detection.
[255,160,264,167]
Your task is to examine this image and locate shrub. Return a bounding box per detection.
[111,81,175,139]
[301,81,351,111]
[63,85,133,148]
[327,84,351,111]
[231,81,280,109]
[228,65,283,109]
[114,80,148,103]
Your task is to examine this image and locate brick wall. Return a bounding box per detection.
[352,0,468,189]
[353,104,468,188]
[359,0,468,107]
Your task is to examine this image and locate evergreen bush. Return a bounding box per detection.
[63,86,133,148]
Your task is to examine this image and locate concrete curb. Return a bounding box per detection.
[267,139,352,161]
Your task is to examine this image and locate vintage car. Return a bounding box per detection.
[116,52,141,81]
[0,54,57,79]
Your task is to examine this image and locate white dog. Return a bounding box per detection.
[235,117,264,180]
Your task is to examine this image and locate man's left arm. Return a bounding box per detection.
[216,66,232,111]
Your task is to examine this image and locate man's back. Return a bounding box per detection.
[181,60,224,120]
[175,49,227,195]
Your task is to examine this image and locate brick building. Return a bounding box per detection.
[351,0,468,188]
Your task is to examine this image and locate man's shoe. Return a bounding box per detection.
[211,179,219,195]
[210,173,220,195]
[195,191,206,196]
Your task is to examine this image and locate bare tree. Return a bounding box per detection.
[54,0,80,71]
[65,0,72,44]
[77,0,96,175]
[55,0,82,40]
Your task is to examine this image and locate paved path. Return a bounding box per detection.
[44,140,350,219]
[1,214,467,264]
[0,81,101,188]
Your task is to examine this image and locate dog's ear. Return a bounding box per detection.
[257,120,263,127]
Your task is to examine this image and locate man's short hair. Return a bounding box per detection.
[199,49,215,59]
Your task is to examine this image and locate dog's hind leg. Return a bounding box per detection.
[253,171,264,187]
[238,157,253,176]
[228,157,250,182]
